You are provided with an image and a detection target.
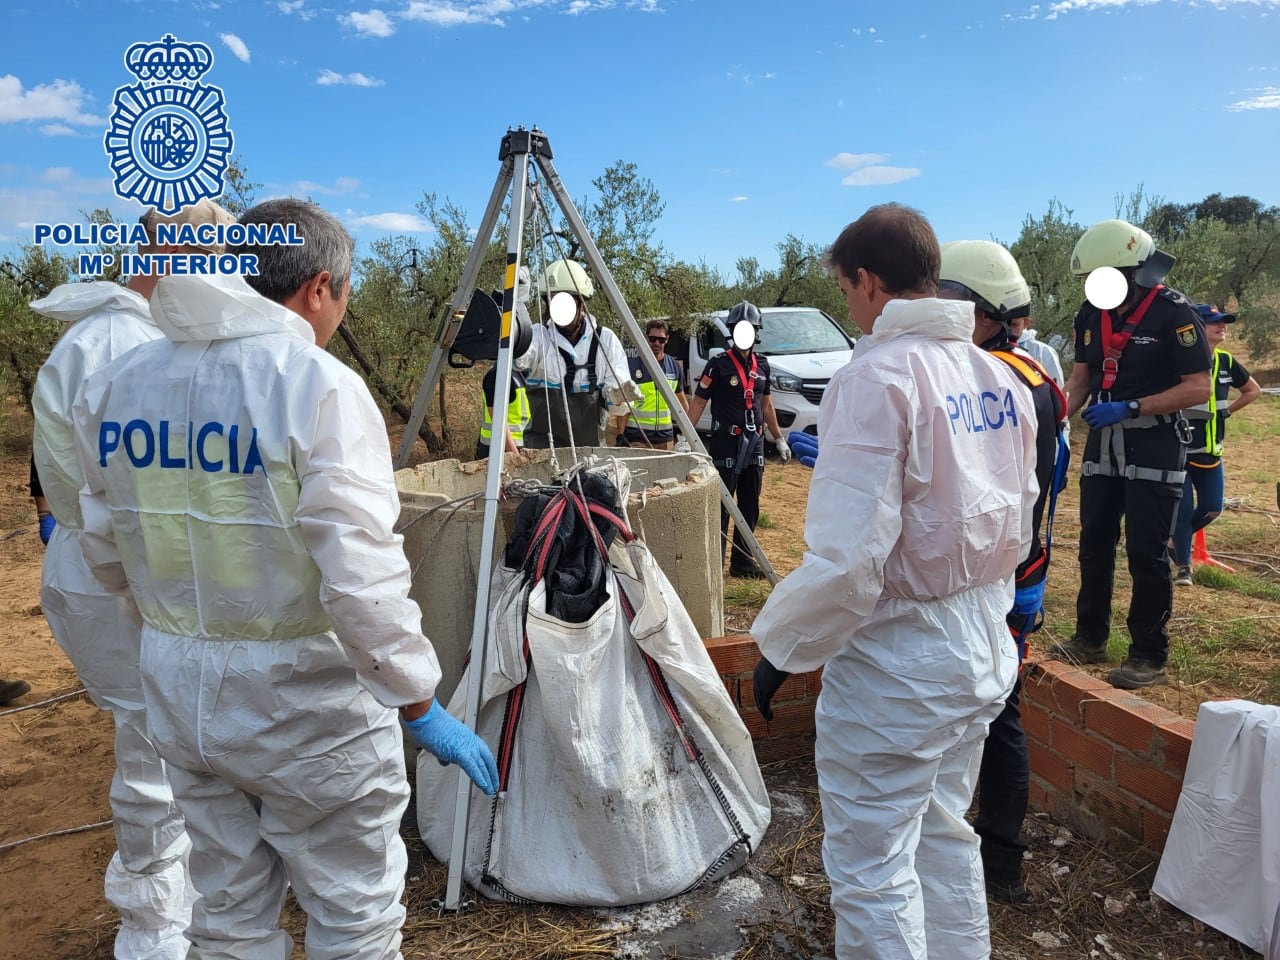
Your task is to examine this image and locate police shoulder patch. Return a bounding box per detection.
[1176,324,1198,347]
[1083,329,1092,346]
[699,374,713,389]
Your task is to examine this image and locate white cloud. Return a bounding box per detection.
[219,33,251,63]
[343,9,396,36]
[39,123,76,136]
[1041,0,1277,19]
[316,69,385,87]
[349,211,432,232]
[0,167,126,234]
[1227,86,1280,110]
[825,152,889,169]
[278,0,316,18]
[840,165,921,186]
[402,0,516,26]
[566,0,615,14]
[629,0,660,10]
[825,152,920,186]
[290,176,363,194]
[729,195,749,203]
[0,75,103,127]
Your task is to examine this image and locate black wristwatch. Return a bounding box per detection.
[1126,399,1142,419]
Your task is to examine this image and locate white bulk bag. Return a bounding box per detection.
[1153,699,1280,954]
[417,487,769,906]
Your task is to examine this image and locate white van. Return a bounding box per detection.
[672,306,855,437]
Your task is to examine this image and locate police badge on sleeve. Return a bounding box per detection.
[1176,324,1198,347]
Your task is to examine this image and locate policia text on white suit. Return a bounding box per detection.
[69,198,496,960]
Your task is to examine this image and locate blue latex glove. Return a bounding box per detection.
[787,431,819,469]
[38,513,56,545]
[403,701,499,796]
[1082,401,1130,428]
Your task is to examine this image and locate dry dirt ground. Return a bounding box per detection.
[1,372,1276,957]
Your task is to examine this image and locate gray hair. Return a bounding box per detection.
[233,198,354,304]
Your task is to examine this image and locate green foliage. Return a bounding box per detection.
[1009,199,1085,343]
[1193,565,1280,603]
[725,235,846,329]
[0,245,73,407]
[216,154,260,216]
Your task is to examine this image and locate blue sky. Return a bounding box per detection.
[1,0,1277,278]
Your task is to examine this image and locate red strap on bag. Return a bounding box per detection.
[1099,285,1162,393]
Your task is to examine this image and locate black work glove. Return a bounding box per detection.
[753,657,790,721]
[614,434,631,447]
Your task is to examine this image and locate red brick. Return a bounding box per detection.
[1081,692,1164,753]
[1029,743,1073,794]
[1050,718,1115,778]
[1115,755,1184,814]
[1021,703,1052,746]
[1027,778,1050,813]
[763,700,817,738]
[1153,718,1195,780]
[720,674,741,707]
[1142,807,1173,852]
[803,669,823,698]
[704,635,759,675]
[740,709,767,738]
[1073,767,1143,837]
[1023,661,1114,723]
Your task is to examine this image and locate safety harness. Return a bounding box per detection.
[1083,285,1190,485]
[713,349,763,476]
[1183,348,1233,457]
[557,333,601,395]
[993,349,1071,659]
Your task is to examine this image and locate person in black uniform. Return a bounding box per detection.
[940,240,1069,904]
[685,301,790,577]
[1048,219,1211,689]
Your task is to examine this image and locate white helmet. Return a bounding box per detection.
[541,258,594,299]
[1070,218,1174,287]
[938,240,1031,326]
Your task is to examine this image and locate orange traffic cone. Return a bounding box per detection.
[1192,529,1235,572]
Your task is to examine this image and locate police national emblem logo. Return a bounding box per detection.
[104,35,234,214]
[1176,324,1198,348]
[1084,329,1092,346]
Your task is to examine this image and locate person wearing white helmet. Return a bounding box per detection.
[30,197,237,960]
[515,258,637,448]
[752,205,1037,960]
[939,240,1070,905]
[1047,219,1211,689]
[72,198,497,958]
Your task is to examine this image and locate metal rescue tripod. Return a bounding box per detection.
[395,127,775,910]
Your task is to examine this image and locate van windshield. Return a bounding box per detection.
[698,308,853,357]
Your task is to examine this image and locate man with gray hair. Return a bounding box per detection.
[73,198,496,958]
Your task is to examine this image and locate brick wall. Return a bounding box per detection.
[704,637,1193,852]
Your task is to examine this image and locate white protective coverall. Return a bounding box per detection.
[30,281,191,960]
[72,272,443,960]
[752,297,1037,960]
[515,318,631,446]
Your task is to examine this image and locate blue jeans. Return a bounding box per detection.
[1172,459,1225,565]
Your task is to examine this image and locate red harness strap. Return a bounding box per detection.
[725,349,758,411]
[1099,285,1163,394]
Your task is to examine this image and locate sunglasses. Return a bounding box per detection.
[648,335,668,344]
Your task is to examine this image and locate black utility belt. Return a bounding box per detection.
[713,423,758,437]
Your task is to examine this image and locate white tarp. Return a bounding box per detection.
[1153,699,1280,955]
[418,512,770,906]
